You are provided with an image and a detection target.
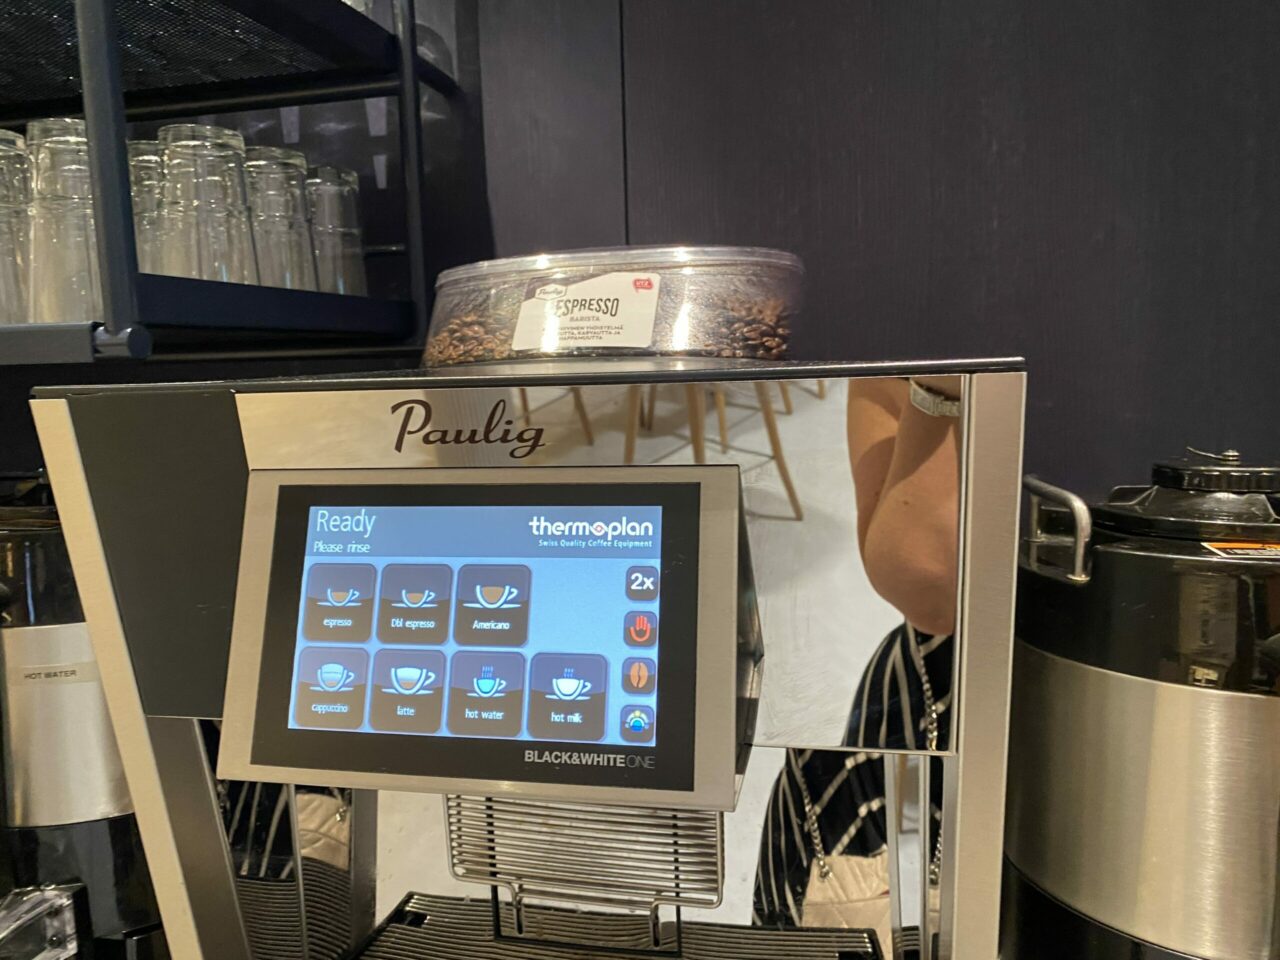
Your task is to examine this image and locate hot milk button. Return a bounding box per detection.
[302,563,376,642]
[453,564,531,646]
[527,653,608,742]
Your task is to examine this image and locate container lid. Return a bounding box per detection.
[436,245,804,288]
[1093,448,1280,543]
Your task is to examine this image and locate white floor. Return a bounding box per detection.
[376,377,907,925]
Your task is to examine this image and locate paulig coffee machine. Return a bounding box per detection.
[30,358,1024,960]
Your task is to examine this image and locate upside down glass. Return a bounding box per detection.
[156,124,258,285]
[127,140,163,275]
[26,118,103,324]
[0,130,30,325]
[306,166,367,296]
[245,146,317,291]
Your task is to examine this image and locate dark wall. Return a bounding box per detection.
[482,0,1280,497]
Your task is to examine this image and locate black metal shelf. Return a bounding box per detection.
[0,0,457,125]
[0,275,417,366]
[0,0,445,370]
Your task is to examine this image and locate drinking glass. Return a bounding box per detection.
[306,165,367,296]
[156,123,258,285]
[0,130,30,325]
[26,118,103,324]
[245,146,317,291]
[127,140,163,274]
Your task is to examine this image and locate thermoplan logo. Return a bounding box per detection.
[528,515,655,541]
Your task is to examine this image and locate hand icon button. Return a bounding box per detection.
[624,611,657,647]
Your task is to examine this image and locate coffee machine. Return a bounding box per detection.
[30,358,1024,960]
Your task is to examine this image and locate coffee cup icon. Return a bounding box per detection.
[472,666,507,698]
[550,672,591,701]
[475,584,519,609]
[316,662,356,692]
[325,587,360,607]
[397,588,436,608]
[388,665,435,695]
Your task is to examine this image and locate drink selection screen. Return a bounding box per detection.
[288,505,663,748]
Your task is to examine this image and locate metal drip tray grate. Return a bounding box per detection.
[358,894,881,960]
[445,796,724,913]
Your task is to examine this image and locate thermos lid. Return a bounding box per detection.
[1151,448,1280,494]
[1093,448,1280,542]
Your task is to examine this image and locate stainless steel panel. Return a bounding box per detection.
[1007,640,1280,960]
[31,399,249,960]
[938,370,1025,960]
[0,622,131,826]
[234,376,965,754]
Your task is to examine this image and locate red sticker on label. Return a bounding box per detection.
[633,277,654,291]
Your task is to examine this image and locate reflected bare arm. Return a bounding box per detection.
[847,378,961,636]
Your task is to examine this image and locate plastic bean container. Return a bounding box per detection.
[424,245,803,366]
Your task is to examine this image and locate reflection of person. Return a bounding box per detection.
[754,376,961,934]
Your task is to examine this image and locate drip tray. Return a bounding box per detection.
[359,894,881,960]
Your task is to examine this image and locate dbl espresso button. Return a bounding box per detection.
[378,564,452,643]
[453,565,531,646]
[294,646,368,730]
[302,563,376,642]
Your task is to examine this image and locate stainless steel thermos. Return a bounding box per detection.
[0,497,164,956]
[1003,451,1280,960]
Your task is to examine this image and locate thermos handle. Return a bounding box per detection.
[1023,475,1092,583]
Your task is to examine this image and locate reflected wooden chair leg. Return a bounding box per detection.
[684,384,707,464]
[754,381,803,520]
[816,380,827,399]
[777,381,793,414]
[624,385,642,464]
[713,386,729,453]
[643,383,658,431]
[570,387,594,445]
[518,387,532,427]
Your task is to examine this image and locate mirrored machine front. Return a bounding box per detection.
[32,359,1025,960]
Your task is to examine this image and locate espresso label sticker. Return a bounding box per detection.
[1202,541,1280,559]
[512,272,660,352]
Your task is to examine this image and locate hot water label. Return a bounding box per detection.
[447,652,526,737]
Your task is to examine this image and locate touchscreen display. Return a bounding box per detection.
[288,505,663,748]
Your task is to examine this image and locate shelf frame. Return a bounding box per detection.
[2,0,445,366]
